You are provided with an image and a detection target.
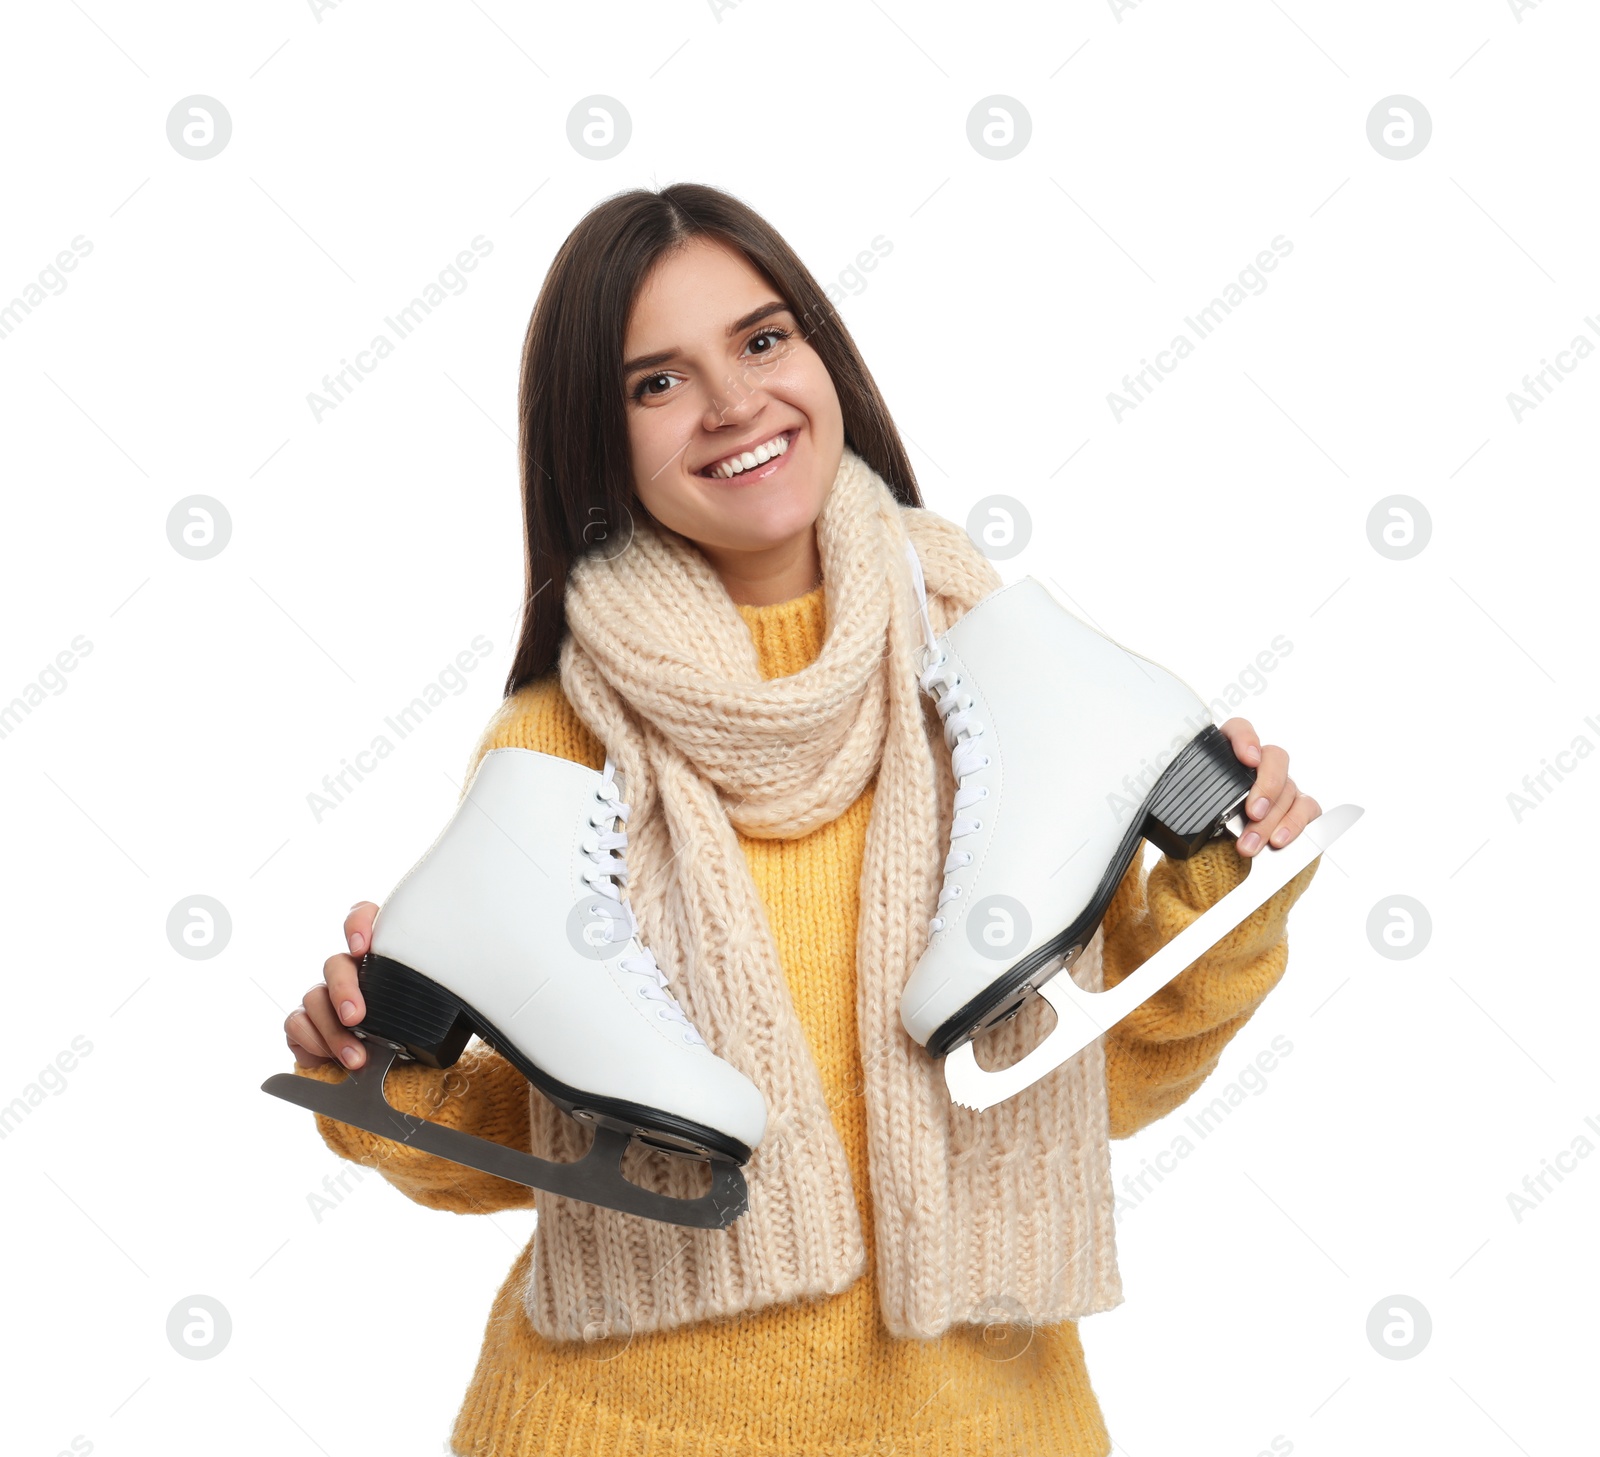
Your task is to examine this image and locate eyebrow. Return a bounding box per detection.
[621,300,792,377]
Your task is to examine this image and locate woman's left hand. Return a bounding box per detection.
[1217,718,1321,858]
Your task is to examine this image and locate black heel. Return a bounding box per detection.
[356,953,474,1068]
[1141,724,1256,859]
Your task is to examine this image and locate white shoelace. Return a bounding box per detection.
[906,540,992,936]
[581,756,707,1047]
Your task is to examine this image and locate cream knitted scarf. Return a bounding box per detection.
[533,444,1123,1342]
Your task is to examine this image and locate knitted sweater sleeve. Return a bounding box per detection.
[1100,836,1321,1140]
[288,675,606,1214]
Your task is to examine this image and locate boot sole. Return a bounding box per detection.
[925,723,1255,1057]
[354,952,752,1166]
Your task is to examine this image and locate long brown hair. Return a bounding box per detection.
[502,181,924,696]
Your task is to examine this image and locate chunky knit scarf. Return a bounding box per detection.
[534,444,1123,1342]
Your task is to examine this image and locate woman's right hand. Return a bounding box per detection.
[285,901,379,1070]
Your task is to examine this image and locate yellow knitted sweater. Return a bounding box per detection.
[292,581,1318,1457]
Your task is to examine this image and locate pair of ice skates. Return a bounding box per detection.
[264,548,1359,1228]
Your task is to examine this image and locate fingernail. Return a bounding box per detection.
[351,932,365,953]
[1250,797,1270,819]
[1239,831,1261,854]
[340,1000,357,1024]
[1270,825,1289,846]
[342,1044,364,1067]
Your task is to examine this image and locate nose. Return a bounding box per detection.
[702,368,769,431]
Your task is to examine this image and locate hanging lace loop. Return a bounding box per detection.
[582,754,706,1047]
[904,539,992,935]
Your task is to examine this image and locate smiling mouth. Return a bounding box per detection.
[696,429,795,479]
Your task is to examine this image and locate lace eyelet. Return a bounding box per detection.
[972,820,981,831]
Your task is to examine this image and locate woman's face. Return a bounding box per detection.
[620,236,843,599]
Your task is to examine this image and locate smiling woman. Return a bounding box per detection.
[499,183,919,683]
[283,181,1323,1457]
[617,239,843,606]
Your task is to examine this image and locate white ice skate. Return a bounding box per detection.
[898,542,1361,1112]
[263,747,768,1227]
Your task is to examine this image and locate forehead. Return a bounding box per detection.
[626,238,776,343]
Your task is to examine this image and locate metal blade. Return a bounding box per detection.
[943,802,1363,1112]
[262,1042,749,1228]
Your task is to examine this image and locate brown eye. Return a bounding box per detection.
[631,372,672,402]
[747,326,791,357]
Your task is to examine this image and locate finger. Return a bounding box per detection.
[1217,718,1262,768]
[1239,777,1297,856]
[322,951,365,1029]
[1245,744,1289,823]
[302,983,366,1068]
[285,1001,334,1065]
[344,900,379,958]
[1266,792,1322,849]
[286,1030,328,1069]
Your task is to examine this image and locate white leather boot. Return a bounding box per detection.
[897,541,1360,1110]
[264,746,767,1227]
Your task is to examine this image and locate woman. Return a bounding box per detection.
[283,182,1323,1457]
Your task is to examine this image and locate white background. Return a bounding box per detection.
[3,2,1596,1454]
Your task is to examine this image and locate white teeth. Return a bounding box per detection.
[706,430,790,479]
